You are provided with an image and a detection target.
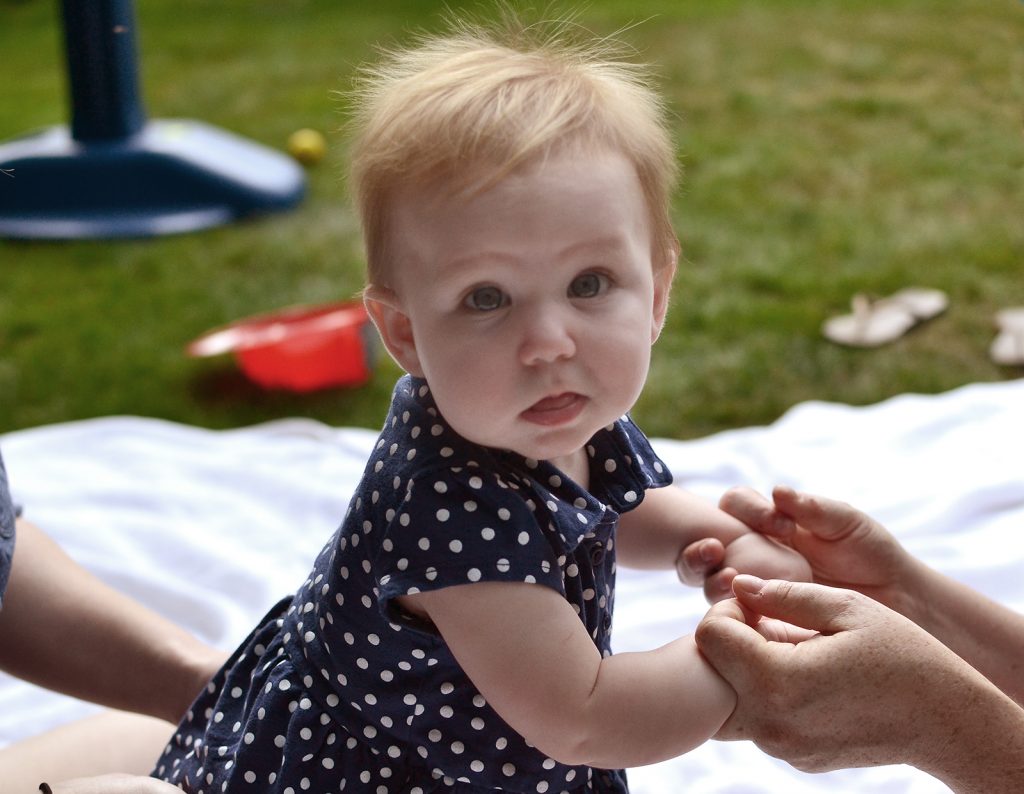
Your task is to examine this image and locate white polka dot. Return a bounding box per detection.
[497,508,511,521]
[449,539,463,553]
[467,568,481,582]
[451,741,464,754]
[517,531,530,545]
[418,537,430,550]
[503,763,516,776]
[436,508,450,522]
[481,527,495,541]
[624,489,637,503]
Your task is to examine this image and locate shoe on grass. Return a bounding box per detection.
[822,287,949,348]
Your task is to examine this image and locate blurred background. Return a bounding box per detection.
[1,0,1021,439]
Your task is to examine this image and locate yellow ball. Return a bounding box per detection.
[287,128,326,165]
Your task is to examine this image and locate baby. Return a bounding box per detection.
[154,12,810,793]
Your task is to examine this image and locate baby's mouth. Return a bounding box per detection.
[521,393,587,426]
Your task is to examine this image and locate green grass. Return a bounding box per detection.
[2,0,1022,439]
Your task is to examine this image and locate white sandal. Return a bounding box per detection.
[990,308,1024,366]
[822,287,949,348]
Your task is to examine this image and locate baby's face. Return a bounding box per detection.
[373,148,674,474]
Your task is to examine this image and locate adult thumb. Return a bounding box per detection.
[731,575,866,635]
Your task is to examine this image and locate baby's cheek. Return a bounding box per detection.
[725,534,813,582]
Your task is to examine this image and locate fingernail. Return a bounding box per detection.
[732,574,766,595]
[699,542,717,564]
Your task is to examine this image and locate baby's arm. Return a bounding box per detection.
[617,486,811,582]
[400,581,735,768]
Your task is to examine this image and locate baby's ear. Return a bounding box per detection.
[650,251,678,343]
[363,285,424,377]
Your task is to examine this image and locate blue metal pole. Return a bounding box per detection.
[0,0,306,238]
[60,0,145,142]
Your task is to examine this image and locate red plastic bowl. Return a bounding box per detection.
[187,301,375,391]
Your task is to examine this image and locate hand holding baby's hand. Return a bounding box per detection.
[721,532,812,585]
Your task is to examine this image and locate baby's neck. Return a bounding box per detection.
[547,447,590,491]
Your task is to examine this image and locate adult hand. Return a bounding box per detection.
[694,575,1014,781]
[678,486,911,608]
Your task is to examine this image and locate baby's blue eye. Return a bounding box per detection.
[465,286,507,311]
[569,273,607,298]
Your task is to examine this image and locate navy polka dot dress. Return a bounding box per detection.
[155,375,672,793]
[0,451,16,605]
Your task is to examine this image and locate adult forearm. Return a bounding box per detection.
[896,557,1024,706]
[918,675,1024,793]
[0,520,222,723]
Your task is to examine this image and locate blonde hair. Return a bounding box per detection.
[348,10,679,286]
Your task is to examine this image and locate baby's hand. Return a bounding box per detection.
[722,532,812,584]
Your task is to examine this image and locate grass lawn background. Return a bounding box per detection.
[2,0,1022,440]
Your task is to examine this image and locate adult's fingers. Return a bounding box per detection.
[718,487,796,540]
[771,486,874,543]
[731,575,869,634]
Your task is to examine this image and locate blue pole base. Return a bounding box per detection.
[0,119,306,239]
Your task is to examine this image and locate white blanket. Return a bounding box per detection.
[3,378,1023,793]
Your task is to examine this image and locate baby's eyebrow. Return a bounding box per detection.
[556,236,631,261]
[436,251,521,280]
